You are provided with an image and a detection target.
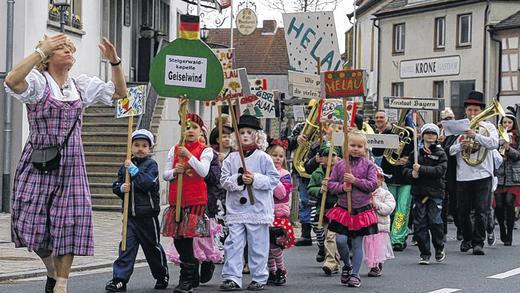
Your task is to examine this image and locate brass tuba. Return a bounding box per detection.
[462,98,505,166]
[293,101,322,178]
[383,110,414,165]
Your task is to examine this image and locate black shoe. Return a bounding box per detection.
[435,249,446,262]
[460,241,472,252]
[322,266,339,275]
[316,247,325,262]
[267,271,276,285]
[472,245,485,255]
[105,279,127,292]
[418,256,430,265]
[154,275,169,289]
[45,276,56,293]
[220,280,241,291]
[504,241,512,246]
[487,231,496,246]
[456,230,463,241]
[274,270,287,286]
[174,263,196,293]
[392,243,405,252]
[247,281,265,291]
[200,261,215,284]
[294,237,312,246]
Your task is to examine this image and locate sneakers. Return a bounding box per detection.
[274,269,287,286]
[154,275,169,289]
[220,280,241,291]
[340,265,353,284]
[418,256,430,265]
[487,231,496,246]
[346,275,361,288]
[316,247,325,263]
[105,279,127,292]
[246,281,265,291]
[367,266,382,277]
[322,266,339,276]
[460,241,472,252]
[473,245,485,255]
[435,249,446,262]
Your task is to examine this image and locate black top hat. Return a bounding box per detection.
[209,125,233,145]
[464,91,485,108]
[237,115,262,130]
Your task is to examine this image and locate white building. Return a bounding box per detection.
[0,0,214,211]
[373,0,520,119]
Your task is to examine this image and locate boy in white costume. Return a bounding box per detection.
[220,115,280,291]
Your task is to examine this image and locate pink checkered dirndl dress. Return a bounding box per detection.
[10,84,94,256]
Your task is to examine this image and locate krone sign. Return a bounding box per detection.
[400,56,460,79]
[236,8,257,36]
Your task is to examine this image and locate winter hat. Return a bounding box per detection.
[319,143,342,158]
[441,108,455,120]
[421,123,440,136]
[132,129,155,146]
[180,113,205,129]
[237,115,262,130]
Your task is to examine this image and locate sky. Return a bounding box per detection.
[200,0,356,53]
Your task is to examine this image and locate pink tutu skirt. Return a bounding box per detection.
[166,218,224,265]
[363,231,394,268]
[326,204,379,236]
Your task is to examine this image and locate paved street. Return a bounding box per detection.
[2,225,520,292]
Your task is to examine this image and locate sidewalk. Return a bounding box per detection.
[0,211,164,282]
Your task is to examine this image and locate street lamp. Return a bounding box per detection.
[53,0,71,33]
[200,25,209,42]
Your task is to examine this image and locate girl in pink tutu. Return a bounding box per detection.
[363,166,395,277]
[326,130,379,288]
[266,140,295,286]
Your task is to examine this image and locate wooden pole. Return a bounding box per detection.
[227,96,255,205]
[121,115,133,251]
[342,98,352,213]
[318,127,335,229]
[176,97,189,223]
[218,105,224,155]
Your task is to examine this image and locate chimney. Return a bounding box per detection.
[261,20,278,35]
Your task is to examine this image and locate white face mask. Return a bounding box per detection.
[239,128,256,146]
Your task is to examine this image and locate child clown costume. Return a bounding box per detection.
[220,115,280,291]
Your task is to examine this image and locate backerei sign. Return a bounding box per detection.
[400,56,460,79]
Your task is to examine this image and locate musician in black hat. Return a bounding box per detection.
[449,91,499,255]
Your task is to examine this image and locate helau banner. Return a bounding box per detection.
[239,90,277,118]
[322,70,367,98]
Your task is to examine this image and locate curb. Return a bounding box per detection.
[0,258,147,283]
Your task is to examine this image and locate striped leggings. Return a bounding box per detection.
[268,244,286,272]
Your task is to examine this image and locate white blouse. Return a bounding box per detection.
[3,69,115,107]
[163,146,214,181]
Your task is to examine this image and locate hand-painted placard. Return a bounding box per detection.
[212,48,234,72]
[249,78,268,92]
[215,68,251,104]
[116,85,146,118]
[288,71,321,98]
[383,96,445,110]
[240,90,276,118]
[282,11,342,74]
[319,99,359,125]
[322,70,367,98]
[333,133,400,149]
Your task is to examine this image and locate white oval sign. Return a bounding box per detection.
[236,8,257,36]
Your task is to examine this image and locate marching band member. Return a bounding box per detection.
[449,91,498,256]
[220,115,279,291]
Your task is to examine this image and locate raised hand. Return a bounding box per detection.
[98,37,120,64]
[38,34,68,56]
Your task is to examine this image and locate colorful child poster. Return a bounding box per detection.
[116,85,146,118]
[240,90,277,118]
[319,99,357,125]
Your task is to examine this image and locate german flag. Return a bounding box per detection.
[180,14,200,40]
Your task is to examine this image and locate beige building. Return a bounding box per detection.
[373,0,520,119]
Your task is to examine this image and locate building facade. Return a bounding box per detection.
[374,0,520,119]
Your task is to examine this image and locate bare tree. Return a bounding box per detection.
[265,0,342,12]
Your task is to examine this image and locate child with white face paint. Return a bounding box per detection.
[220,115,280,291]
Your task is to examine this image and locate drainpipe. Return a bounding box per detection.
[482,0,490,98]
[489,27,502,101]
[2,0,15,212]
[373,19,381,110]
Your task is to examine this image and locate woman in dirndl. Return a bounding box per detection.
[163,113,212,293]
[4,34,127,293]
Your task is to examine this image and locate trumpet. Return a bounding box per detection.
[462,98,505,166]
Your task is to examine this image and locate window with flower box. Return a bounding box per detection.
[48,0,83,31]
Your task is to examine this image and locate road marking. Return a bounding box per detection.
[426,289,461,293]
[487,267,520,279]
